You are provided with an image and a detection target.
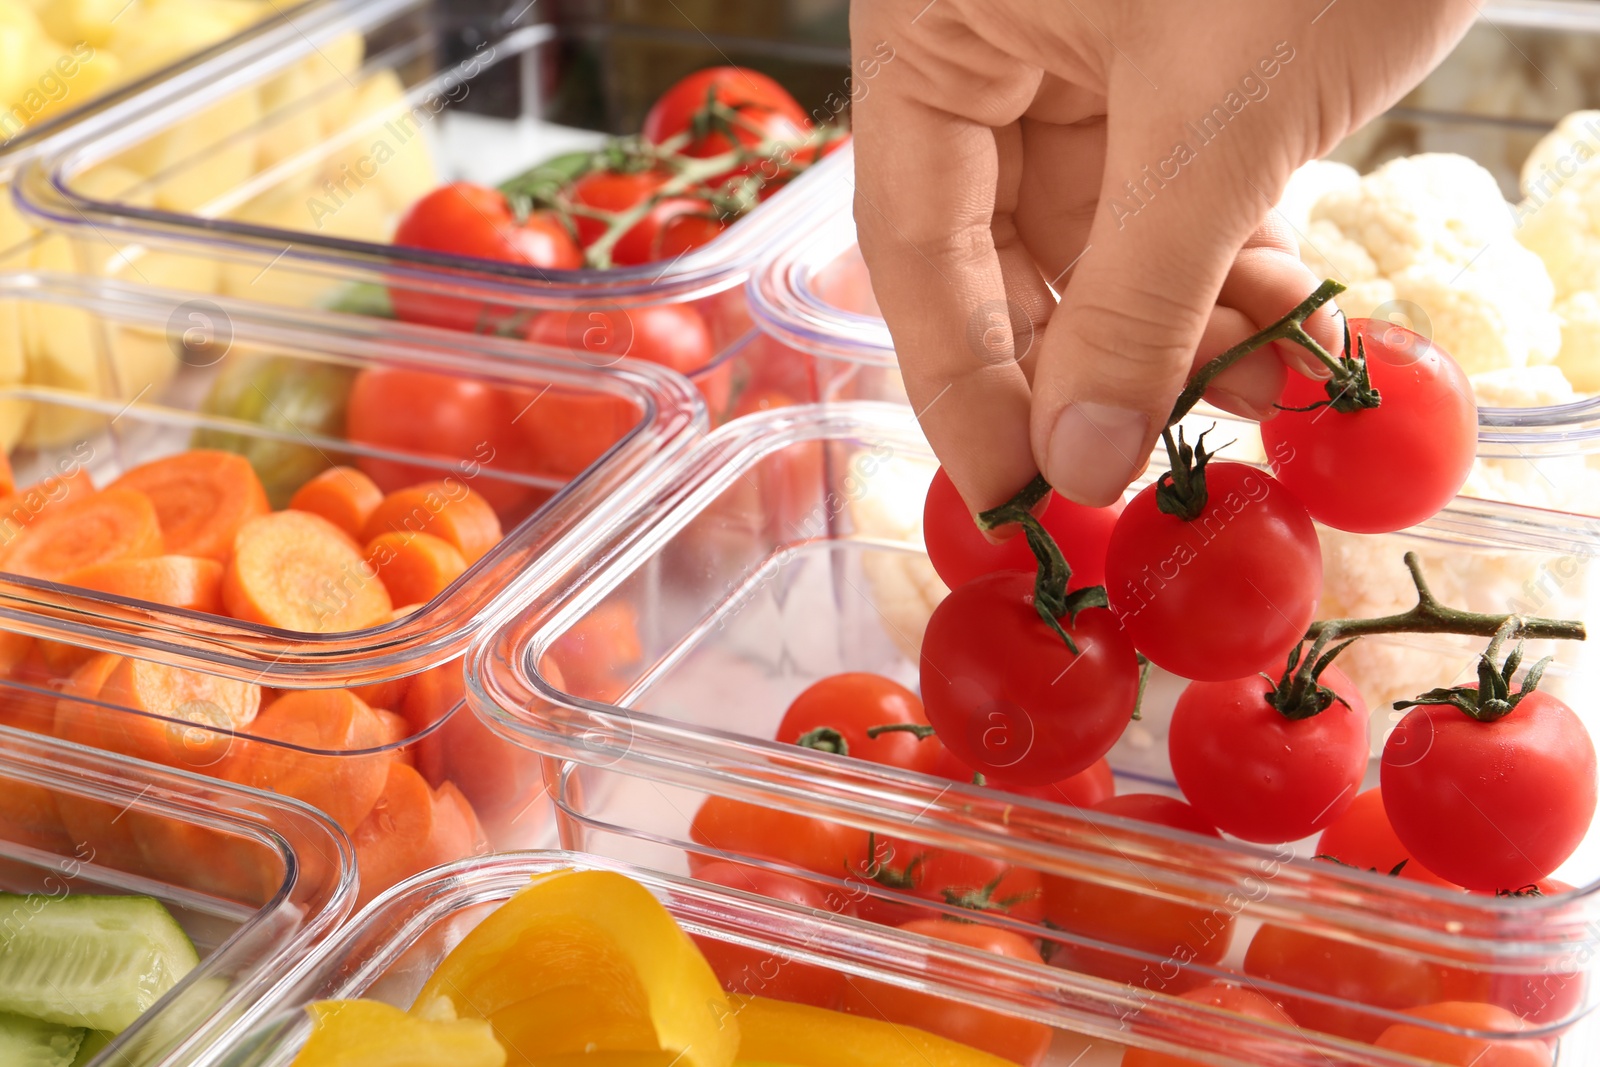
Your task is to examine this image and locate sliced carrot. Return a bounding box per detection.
[0,488,162,581]
[0,467,96,546]
[110,450,270,562]
[289,466,384,541]
[364,531,467,606]
[235,688,391,833]
[35,640,95,678]
[352,761,436,908]
[0,451,14,497]
[347,605,420,711]
[374,707,414,767]
[89,656,260,769]
[66,555,224,613]
[423,780,488,870]
[0,631,33,678]
[360,481,501,565]
[223,510,393,632]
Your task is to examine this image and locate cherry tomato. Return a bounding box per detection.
[1382,689,1596,892]
[1374,1002,1551,1067]
[345,367,532,515]
[920,572,1139,785]
[567,169,714,267]
[1243,923,1486,1042]
[1168,663,1369,843]
[1044,795,1229,994]
[389,182,582,330]
[776,673,937,774]
[1104,463,1321,681]
[842,918,1052,1067]
[1313,788,1457,887]
[658,211,728,259]
[1120,984,1296,1067]
[1479,880,1584,1025]
[988,758,1114,808]
[642,66,810,188]
[1261,319,1477,534]
[688,795,869,881]
[852,833,1043,928]
[691,860,851,1009]
[922,466,1121,591]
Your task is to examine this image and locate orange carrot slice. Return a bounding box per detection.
[364,531,467,606]
[374,707,414,767]
[360,481,501,564]
[424,780,488,869]
[0,452,14,497]
[66,555,224,613]
[0,488,163,581]
[352,761,437,908]
[236,688,391,833]
[0,468,96,545]
[111,450,270,562]
[289,466,383,541]
[223,510,393,632]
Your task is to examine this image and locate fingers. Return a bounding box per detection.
[1219,215,1345,379]
[992,121,1057,387]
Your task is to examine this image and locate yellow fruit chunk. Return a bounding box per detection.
[291,999,505,1067]
[732,997,1014,1067]
[414,870,738,1067]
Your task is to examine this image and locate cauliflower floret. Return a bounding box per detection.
[1554,290,1600,393]
[1469,365,1579,409]
[1276,160,1360,234]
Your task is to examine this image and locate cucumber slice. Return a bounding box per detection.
[0,895,199,1034]
[0,1010,86,1067]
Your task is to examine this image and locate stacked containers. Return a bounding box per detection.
[0,272,701,910]
[470,402,1600,1064]
[0,726,352,1066]
[13,0,857,425]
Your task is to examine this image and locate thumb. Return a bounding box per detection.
[1030,118,1276,507]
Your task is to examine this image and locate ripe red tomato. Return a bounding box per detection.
[567,169,717,266]
[389,182,582,330]
[1120,984,1296,1067]
[642,66,810,187]
[691,860,851,1010]
[1168,663,1369,843]
[921,466,1121,592]
[1261,318,1477,534]
[1374,1002,1551,1067]
[1382,690,1596,892]
[842,918,1052,1067]
[988,758,1115,808]
[920,572,1139,785]
[852,833,1043,928]
[688,795,870,882]
[1313,787,1457,887]
[1243,923,1486,1042]
[1044,794,1230,994]
[1105,463,1321,682]
[776,673,937,774]
[1479,880,1584,1025]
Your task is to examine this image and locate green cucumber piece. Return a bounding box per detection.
[0,895,199,1034]
[0,1010,86,1067]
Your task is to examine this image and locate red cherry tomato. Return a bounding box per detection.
[1120,984,1297,1067]
[1044,795,1230,994]
[922,466,1121,591]
[1168,663,1369,843]
[1104,463,1321,681]
[1479,880,1585,1025]
[842,918,1053,1067]
[1381,689,1596,892]
[567,169,716,267]
[687,795,869,881]
[1313,787,1457,887]
[642,66,810,188]
[920,572,1139,785]
[389,182,582,330]
[658,211,728,259]
[1374,1002,1551,1067]
[987,758,1115,808]
[691,860,851,1009]
[1261,318,1477,534]
[776,673,937,774]
[852,833,1043,928]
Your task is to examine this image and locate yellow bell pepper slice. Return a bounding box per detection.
[733,997,1015,1067]
[414,870,738,1067]
[291,999,505,1067]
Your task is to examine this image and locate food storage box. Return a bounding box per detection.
[470,401,1600,1063]
[0,270,701,903]
[0,724,353,1067]
[15,0,855,424]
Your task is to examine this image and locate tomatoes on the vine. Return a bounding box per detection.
[776,673,936,774]
[852,832,1043,928]
[642,67,810,185]
[1119,984,1296,1067]
[567,169,719,266]
[920,572,1139,785]
[1381,689,1596,892]
[1261,318,1477,534]
[1168,662,1369,843]
[1313,788,1456,887]
[922,466,1121,591]
[1374,1002,1551,1067]
[1104,462,1320,682]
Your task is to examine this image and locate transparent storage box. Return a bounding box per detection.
[471,401,1600,1063]
[0,271,701,903]
[0,725,353,1067]
[15,0,855,424]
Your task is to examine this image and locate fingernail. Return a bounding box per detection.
[1046,402,1149,507]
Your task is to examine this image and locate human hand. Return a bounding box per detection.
[850,0,1477,510]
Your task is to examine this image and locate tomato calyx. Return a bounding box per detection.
[1313,853,1411,878]
[1276,319,1382,415]
[1496,884,1546,898]
[857,833,923,890]
[1394,621,1554,724]
[1153,424,1225,521]
[976,474,1110,652]
[794,726,850,756]
[940,872,1041,919]
[1262,633,1361,720]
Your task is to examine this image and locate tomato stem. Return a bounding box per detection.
[864,723,938,741]
[1132,654,1151,721]
[1153,425,1223,521]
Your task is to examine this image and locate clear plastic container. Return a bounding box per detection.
[471,401,1600,1062]
[15,0,856,424]
[0,271,700,903]
[0,724,353,1067]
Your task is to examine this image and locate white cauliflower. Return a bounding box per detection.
[1555,291,1600,393]
[1275,160,1358,233]
[1298,154,1561,377]
[1518,112,1600,393]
